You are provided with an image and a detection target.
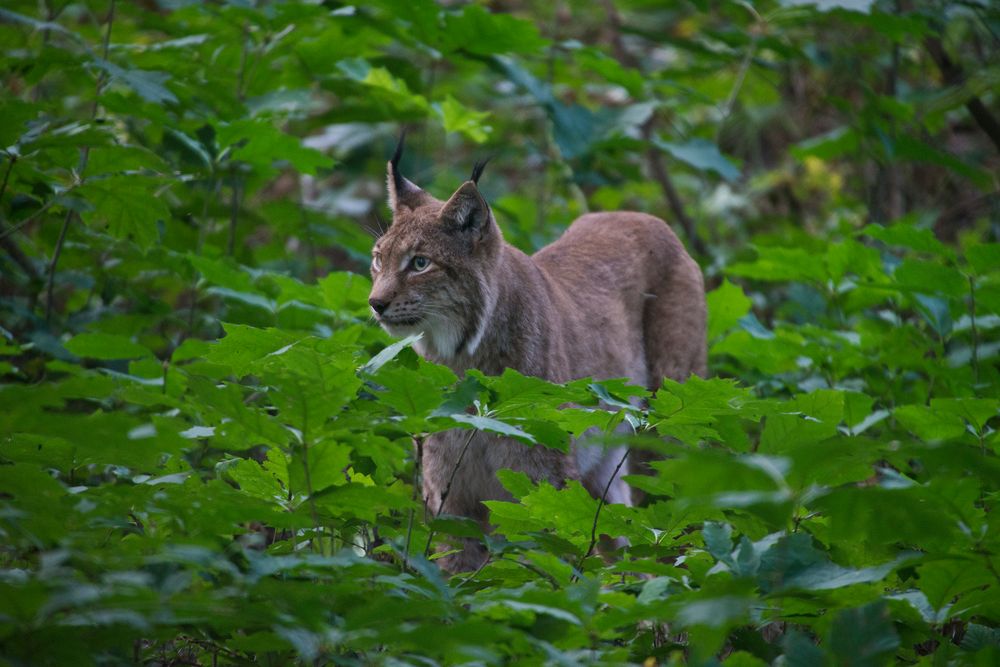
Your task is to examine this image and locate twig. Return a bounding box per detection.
[0,196,60,242]
[0,156,40,282]
[457,554,492,587]
[402,436,423,571]
[720,3,762,128]
[508,556,561,590]
[925,35,1000,154]
[969,275,980,386]
[227,172,240,256]
[423,429,477,557]
[435,429,477,518]
[574,448,630,577]
[643,120,709,257]
[44,210,73,323]
[44,0,117,324]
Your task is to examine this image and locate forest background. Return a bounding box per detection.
[1,0,1000,664]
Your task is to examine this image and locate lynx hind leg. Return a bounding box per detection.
[435,537,489,574]
[643,251,707,386]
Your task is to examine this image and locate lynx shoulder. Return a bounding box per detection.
[369,135,706,571]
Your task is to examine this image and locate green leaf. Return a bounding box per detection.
[447,413,536,444]
[78,176,168,249]
[289,441,352,495]
[893,259,967,298]
[217,120,331,176]
[204,324,302,376]
[728,246,827,284]
[64,332,152,360]
[441,5,547,55]
[967,244,1000,275]
[654,137,740,182]
[791,126,859,160]
[931,398,998,433]
[435,96,491,143]
[221,457,284,501]
[862,222,952,258]
[707,279,752,340]
[918,559,994,613]
[894,404,966,441]
[827,602,900,667]
[361,334,423,376]
[92,59,178,105]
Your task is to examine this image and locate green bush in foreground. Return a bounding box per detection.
[1,1,999,664]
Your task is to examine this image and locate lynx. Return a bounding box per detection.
[369,136,707,572]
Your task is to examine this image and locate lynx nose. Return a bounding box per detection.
[369,297,389,315]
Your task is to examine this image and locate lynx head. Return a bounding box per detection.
[369,134,501,361]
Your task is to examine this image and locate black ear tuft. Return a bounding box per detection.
[470,156,491,185]
[390,129,407,189]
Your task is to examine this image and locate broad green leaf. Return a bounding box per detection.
[447,413,535,444]
[894,404,966,441]
[893,259,967,298]
[204,324,302,376]
[862,222,952,258]
[435,95,491,143]
[78,176,168,249]
[728,246,827,284]
[441,5,547,55]
[707,279,752,340]
[791,126,859,160]
[917,559,994,614]
[64,332,152,360]
[361,334,423,376]
[967,244,1000,275]
[654,137,740,182]
[289,441,352,495]
[827,602,899,667]
[92,59,178,105]
[221,458,284,501]
[217,120,331,176]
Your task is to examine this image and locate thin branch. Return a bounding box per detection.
[227,173,240,256]
[44,210,73,323]
[402,436,423,571]
[0,156,40,282]
[423,428,477,557]
[44,0,116,324]
[507,556,561,590]
[643,121,709,257]
[0,196,60,242]
[575,447,630,577]
[457,553,492,588]
[969,275,980,386]
[435,429,477,518]
[925,35,1000,154]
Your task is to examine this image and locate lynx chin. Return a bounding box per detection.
[369,135,707,572]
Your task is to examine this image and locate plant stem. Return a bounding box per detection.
[969,274,980,386]
[642,119,709,257]
[227,172,240,257]
[575,447,630,578]
[423,429,477,557]
[403,436,423,571]
[44,0,116,325]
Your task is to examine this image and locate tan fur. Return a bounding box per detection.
[370,156,706,572]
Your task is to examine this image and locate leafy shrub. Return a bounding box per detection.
[1,1,998,664]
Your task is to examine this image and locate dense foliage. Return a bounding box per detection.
[2,0,999,664]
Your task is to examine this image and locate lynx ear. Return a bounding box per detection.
[440,181,491,235]
[386,131,429,211]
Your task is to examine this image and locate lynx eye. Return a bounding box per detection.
[372,253,382,272]
[410,256,431,272]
